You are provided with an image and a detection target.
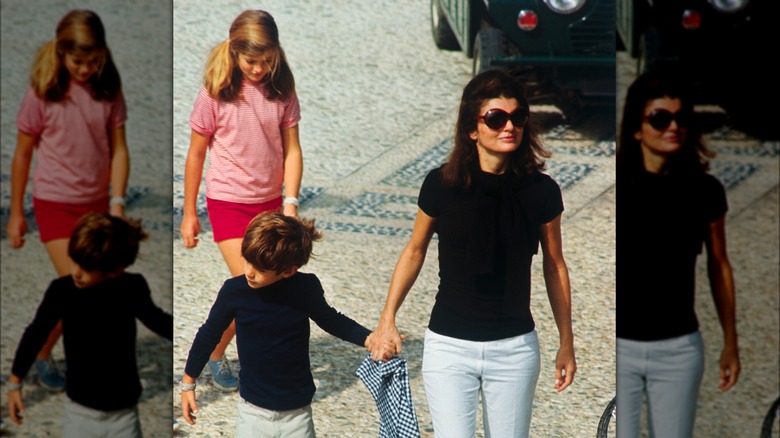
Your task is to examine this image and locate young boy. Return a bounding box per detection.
[6,212,172,437]
[180,212,378,437]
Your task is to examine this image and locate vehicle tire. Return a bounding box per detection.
[472,27,507,77]
[761,396,780,438]
[637,27,660,74]
[430,0,459,50]
[596,396,616,438]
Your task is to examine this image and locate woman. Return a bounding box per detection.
[616,69,740,437]
[369,69,576,438]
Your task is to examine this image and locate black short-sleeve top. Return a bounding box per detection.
[617,171,728,341]
[418,165,564,341]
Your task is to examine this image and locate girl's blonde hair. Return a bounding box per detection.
[203,10,295,102]
[30,9,121,102]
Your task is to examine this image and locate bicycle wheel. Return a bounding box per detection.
[597,396,617,438]
[761,396,780,438]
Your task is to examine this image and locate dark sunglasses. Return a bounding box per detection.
[643,109,692,131]
[478,108,529,130]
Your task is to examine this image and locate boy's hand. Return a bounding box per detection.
[365,333,399,362]
[368,324,405,362]
[181,390,199,425]
[8,389,25,425]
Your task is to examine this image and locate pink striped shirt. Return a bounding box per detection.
[189,81,301,203]
[16,81,127,203]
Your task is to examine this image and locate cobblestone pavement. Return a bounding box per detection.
[1,1,777,437]
[171,2,617,437]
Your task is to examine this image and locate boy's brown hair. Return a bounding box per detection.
[241,212,323,274]
[68,212,148,273]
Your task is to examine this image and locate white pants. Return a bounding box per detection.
[236,397,315,438]
[62,398,141,438]
[617,330,705,438]
[422,328,541,438]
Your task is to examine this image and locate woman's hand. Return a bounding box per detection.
[554,343,576,392]
[367,208,435,362]
[704,217,740,392]
[539,215,576,392]
[718,343,740,391]
[181,389,199,425]
[6,214,27,249]
[180,213,201,249]
[369,321,405,362]
[366,331,404,362]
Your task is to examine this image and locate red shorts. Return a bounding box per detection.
[206,197,282,242]
[33,197,109,243]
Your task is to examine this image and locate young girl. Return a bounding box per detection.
[616,69,740,437]
[6,9,129,391]
[179,9,303,391]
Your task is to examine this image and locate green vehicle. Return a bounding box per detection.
[615,0,777,139]
[431,0,615,114]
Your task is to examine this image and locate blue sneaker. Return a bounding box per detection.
[35,357,65,391]
[208,356,238,392]
[173,418,179,432]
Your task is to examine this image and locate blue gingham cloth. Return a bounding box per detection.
[355,354,421,438]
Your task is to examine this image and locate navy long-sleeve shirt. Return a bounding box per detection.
[11,273,173,411]
[184,272,371,411]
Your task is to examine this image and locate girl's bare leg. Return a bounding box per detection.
[38,238,71,359]
[44,238,71,276]
[210,238,244,360]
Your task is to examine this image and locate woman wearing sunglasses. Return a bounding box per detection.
[368,69,576,437]
[616,69,740,437]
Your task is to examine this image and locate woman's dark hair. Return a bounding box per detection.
[441,69,549,188]
[617,68,713,181]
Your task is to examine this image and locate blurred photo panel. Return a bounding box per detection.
[1,1,173,436]
[616,1,779,436]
